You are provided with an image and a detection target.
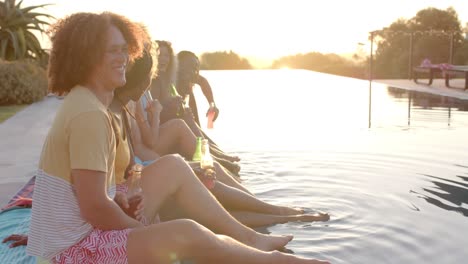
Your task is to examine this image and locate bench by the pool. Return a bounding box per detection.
[413,66,442,85]
[444,66,468,90]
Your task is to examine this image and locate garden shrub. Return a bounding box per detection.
[0,60,48,105]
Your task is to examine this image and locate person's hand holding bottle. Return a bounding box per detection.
[114,191,145,222]
[167,96,183,114]
[166,84,184,117]
[145,98,163,122]
[182,95,194,119]
[206,102,219,121]
[116,164,145,221]
[206,102,218,129]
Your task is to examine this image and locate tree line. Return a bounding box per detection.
[199,7,468,80]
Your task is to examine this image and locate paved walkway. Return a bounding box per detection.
[0,97,61,206]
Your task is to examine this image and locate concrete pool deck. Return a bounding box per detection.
[0,96,61,207]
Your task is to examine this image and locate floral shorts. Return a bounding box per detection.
[53,228,131,264]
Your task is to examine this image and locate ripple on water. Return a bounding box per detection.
[239,150,468,263]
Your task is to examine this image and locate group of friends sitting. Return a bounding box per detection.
[1,11,330,264]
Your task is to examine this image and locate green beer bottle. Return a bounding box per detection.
[192,137,203,161]
[169,84,179,97]
[169,84,183,117]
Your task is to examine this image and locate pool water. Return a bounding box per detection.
[197,70,468,264]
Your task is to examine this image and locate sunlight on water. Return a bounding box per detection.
[195,70,468,263]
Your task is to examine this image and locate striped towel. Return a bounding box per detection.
[1,176,35,212]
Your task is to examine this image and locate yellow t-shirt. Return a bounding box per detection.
[28,86,117,260]
[39,86,116,182]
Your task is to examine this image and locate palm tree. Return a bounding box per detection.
[0,0,54,61]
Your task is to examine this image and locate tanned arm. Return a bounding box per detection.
[72,169,143,230]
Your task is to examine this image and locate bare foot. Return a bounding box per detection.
[232,174,242,183]
[217,158,241,175]
[277,206,305,215]
[231,163,241,175]
[226,155,240,162]
[247,233,293,251]
[298,213,330,222]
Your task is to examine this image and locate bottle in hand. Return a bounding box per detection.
[207,111,215,129]
[200,139,215,189]
[192,137,203,162]
[206,102,216,129]
[127,164,143,198]
[200,139,214,169]
[169,84,184,117]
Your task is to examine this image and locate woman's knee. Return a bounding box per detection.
[174,119,192,135]
[155,154,193,180]
[165,118,187,131]
[144,154,189,178]
[157,153,186,166]
[174,219,207,233]
[129,220,215,262]
[168,219,217,249]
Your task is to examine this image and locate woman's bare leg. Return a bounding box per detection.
[211,145,241,162]
[213,161,246,191]
[214,156,241,175]
[183,111,205,138]
[182,112,241,162]
[157,198,329,229]
[211,182,305,216]
[188,161,247,193]
[158,119,241,169]
[230,211,330,228]
[127,219,330,264]
[155,119,197,158]
[140,154,292,251]
[157,197,328,228]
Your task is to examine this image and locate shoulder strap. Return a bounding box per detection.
[122,110,137,179]
[108,111,120,148]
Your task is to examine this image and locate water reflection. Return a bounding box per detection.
[376,86,468,127]
[411,172,468,217]
[387,87,468,111]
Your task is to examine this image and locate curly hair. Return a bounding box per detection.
[47,12,149,95]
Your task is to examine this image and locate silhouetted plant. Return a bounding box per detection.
[0,0,54,61]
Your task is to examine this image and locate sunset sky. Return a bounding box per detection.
[28,0,468,67]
